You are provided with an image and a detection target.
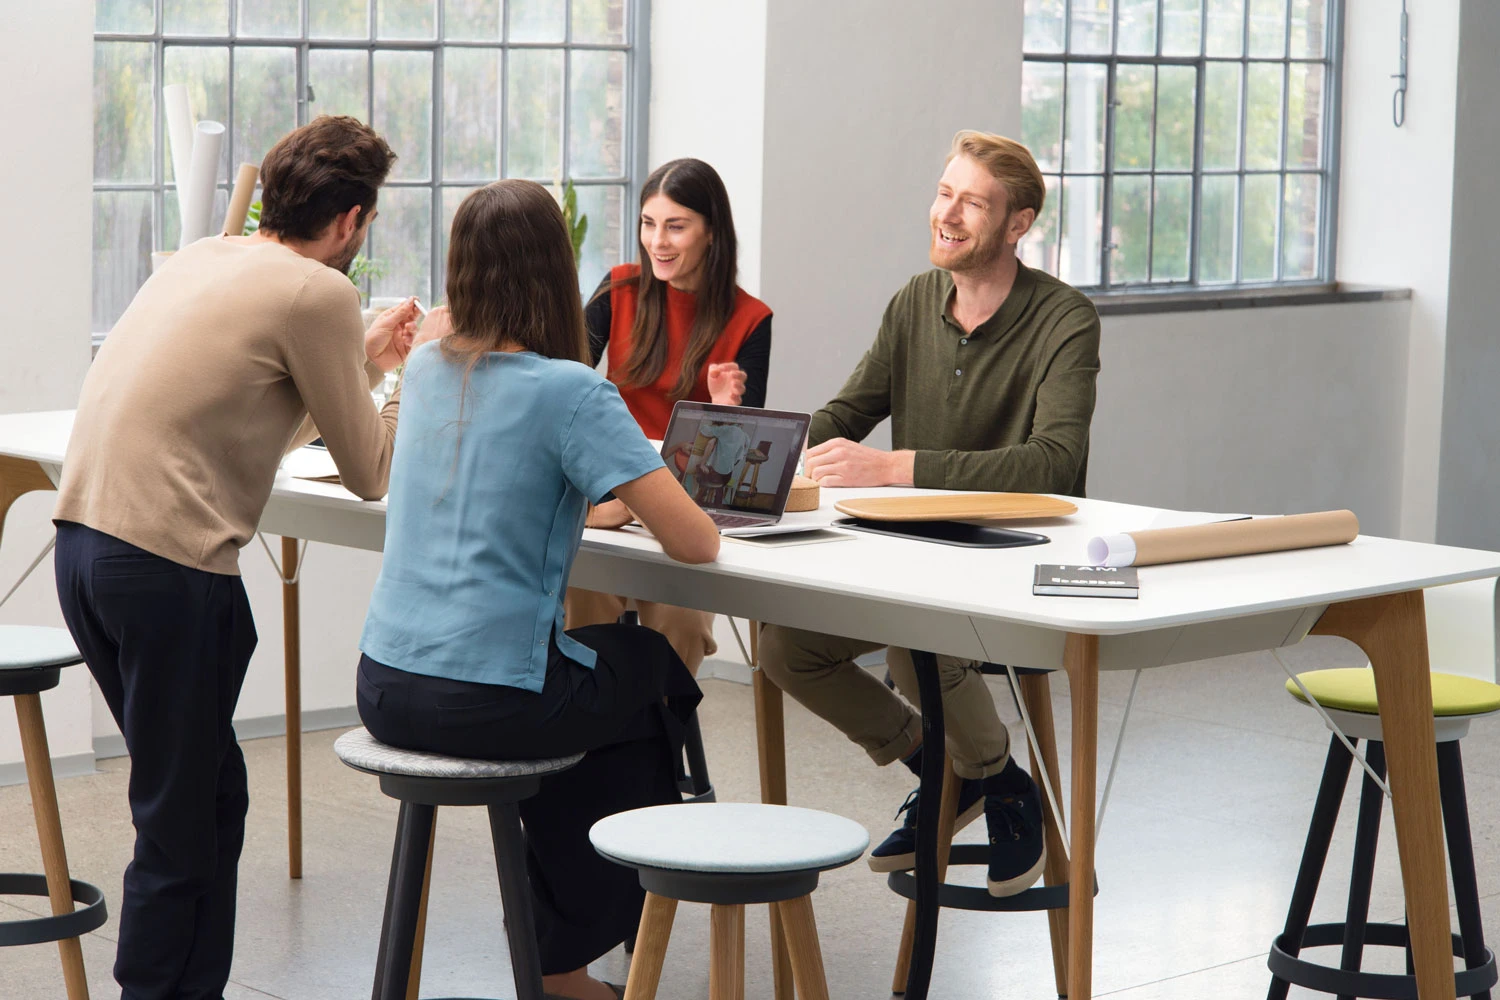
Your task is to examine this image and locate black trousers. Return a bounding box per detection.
[54,521,257,1000]
[357,622,701,974]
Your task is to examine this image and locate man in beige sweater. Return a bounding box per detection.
[53,116,424,1000]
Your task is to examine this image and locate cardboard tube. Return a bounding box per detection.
[222,163,259,236]
[179,120,225,246]
[1087,510,1359,568]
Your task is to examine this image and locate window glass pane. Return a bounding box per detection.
[1024,0,1066,53]
[445,0,501,40]
[94,191,154,332]
[572,0,628,45]
[1116,0,1156,56]
[1199,175,1238,283]
[1161,0,1201,57]
[1244,62,1283,169]
[1060,175,1103,286]
[98,0,154,33]
[1112,65,1154,171]
[510,0,566,43]
[165,0,229,35]
[1021,62,1065,173]
[1289,0,1327,59]
[311,0,369,39]
[507,49,564,179]
[238,0,301,37]
[1151,175,1191,280]
[369,187,433,304]
[1202,62,1242,169]
[374,51,434,180]
[164,46,230,181]
[570,51,626,178]
[378,0,435,39]
[1020,175,1062,275]
[1241,174,1278,280]
[1155,65,1196,171]
[1110,175,1151,283]
[1069,0,1113,55]
[1205,0,1245,56]
[443,48,501,180]
[1281,173,1319,279]
[1248,0,1287,57]
[1285,62,1323,169]
[95,41,155,183]
[1064,63,1107,173]
[234,47,298,173]
[574,184,625,294]
[163,185,228,248]
[309,48,370,121]
[440,185,483,298]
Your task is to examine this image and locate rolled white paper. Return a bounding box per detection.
[163,84,195,191]
[1087,533,1137,568]
[179,120,225,247]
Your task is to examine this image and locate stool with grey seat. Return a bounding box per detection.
[333,727,583,1000]
[591,802,868,1000]
[0,625,108,1000]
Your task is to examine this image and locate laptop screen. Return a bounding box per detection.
[660,402,811,517]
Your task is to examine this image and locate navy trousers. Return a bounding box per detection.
[55,521,257,1000]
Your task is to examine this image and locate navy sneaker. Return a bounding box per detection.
[867,779,986,873]
[985,774,1046,897]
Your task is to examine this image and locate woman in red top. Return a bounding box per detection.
[567,158,772,674]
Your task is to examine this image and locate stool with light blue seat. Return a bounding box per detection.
[0,625,108,1000]
[590,802,869,1000]
[1269,667,1500,1000]
[333,726,583,1000]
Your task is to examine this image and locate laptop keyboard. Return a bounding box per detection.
[708,512,765,530]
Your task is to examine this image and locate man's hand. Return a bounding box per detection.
[413,304,452,350]
[804,438,916,488]
[364,297,421,372]
[707,362,748,406]
[586,499,634,529]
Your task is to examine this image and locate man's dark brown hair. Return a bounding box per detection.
[257,115,396,241]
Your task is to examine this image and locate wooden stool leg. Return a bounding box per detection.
[282,536,303,881]
[624,892,678,1000]
[776,895,830,1000]
[16,692,90,1000]
[752,625,795,1000]
[891,756,962,994]
[1018,672,1071,998]
[406,812,438,1000]
[709,903,745,1000]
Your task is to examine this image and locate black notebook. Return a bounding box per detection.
[1032,564,1139,599]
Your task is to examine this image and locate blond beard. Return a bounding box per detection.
[929,210,1011,273]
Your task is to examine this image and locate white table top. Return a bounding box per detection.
[9,408,1500,670]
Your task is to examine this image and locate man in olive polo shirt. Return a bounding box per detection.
[759,131,1100,898]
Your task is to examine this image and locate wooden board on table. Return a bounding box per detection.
[833,493,1078,522]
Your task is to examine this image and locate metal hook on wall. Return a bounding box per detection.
[1393,0,1409,127]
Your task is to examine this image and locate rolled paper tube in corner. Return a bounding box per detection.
[1113,509,1360,567]
[222,163,260,236]
[1087,533,1137,567]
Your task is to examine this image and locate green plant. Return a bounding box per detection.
[242,199,261,235]
[558,180,588,266]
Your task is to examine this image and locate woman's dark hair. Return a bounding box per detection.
[257,115,396,241]
[617,158,738,400]
[442,180,587,365]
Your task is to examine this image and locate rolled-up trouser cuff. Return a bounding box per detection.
[867,710,924,768]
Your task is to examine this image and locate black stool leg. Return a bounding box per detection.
[489,802,546,1000]
[1269,735,1357,1000]
[680,713,715,801]
[1337,740,1387,1000]
[373,801,436,1000]
[1440,740,1492,1000]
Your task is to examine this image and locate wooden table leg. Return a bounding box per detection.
[1312,591,1456,1000]
[16,692,91,1000]
[751,623,796,1000]
[282,536,302,881]
[1065,634,1100,1000]
[1019,672,1071,997]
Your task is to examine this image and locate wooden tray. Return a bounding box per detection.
[833,493,1077,522]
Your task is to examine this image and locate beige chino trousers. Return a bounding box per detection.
[757,624,1011,780]
[565,588,718,676]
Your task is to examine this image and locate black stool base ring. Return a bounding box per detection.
[0,873,108,947]
[886,844,1098,913]
[1269,921,1498,999]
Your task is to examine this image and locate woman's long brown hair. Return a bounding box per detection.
[617,158,738,401]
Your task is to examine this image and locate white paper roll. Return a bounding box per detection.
[1087,533,1138,568]
[163,84,195,190]
[179,120,225,247]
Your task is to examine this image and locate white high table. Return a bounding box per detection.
[2,408,1498,1000]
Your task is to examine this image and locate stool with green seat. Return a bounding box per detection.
[1269,667,1500,1000]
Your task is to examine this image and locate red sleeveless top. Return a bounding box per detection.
[605,263,772,439]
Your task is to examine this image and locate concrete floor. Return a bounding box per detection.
[6,636,1500,998]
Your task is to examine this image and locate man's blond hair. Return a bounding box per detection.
[946,130,1045,217]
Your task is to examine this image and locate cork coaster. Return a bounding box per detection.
[785,475,820,512]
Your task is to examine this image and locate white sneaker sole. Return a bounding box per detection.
[865,795,987,873]
[987,847,1047,897]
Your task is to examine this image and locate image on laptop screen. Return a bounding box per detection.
[661,403,810,516]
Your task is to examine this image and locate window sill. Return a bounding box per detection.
[1089,283,1411,317]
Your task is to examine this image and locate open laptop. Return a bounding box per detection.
[660,400,813,536]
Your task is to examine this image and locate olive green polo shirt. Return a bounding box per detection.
[808,262,1100,496]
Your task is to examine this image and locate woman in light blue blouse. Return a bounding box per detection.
[357,180,720,1000]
